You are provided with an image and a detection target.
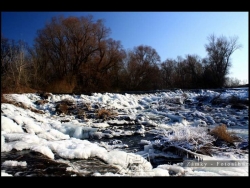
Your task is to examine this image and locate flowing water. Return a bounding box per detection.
[1,88,248,176]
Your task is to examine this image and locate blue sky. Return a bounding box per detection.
[1,11,248,83]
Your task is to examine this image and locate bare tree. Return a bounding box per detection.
[225,77,241,88]
[77,38,126,92]
[33,15,111,92]
[121,45,161,91]
[204,34,242,88]
[184,54,203,88]
[1,35,31,92]
[160,59,176,89]
[172,56,188,88]
[1,35,11,77]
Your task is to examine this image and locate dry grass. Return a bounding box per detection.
[227,95,249,106]
[45,78,76,93]
[96,108,117,120]
[96,108,111,119]
[61,98,75,106]
[15,85,37,93]
[2,85,37,94]
[1,94,23,107]
[1,93,44,114]
[227,95,240,104]
[84,103,91,111]
[56,99,75,115]
[77,109,86,119]
[1,93,8,103]
[57,103,68,114]
[210,124,241,143]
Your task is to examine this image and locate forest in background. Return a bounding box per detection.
[1,15,247,94]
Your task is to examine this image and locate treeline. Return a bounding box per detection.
[1,15,244,94]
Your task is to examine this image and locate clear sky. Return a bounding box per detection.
[1,11,248,83]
